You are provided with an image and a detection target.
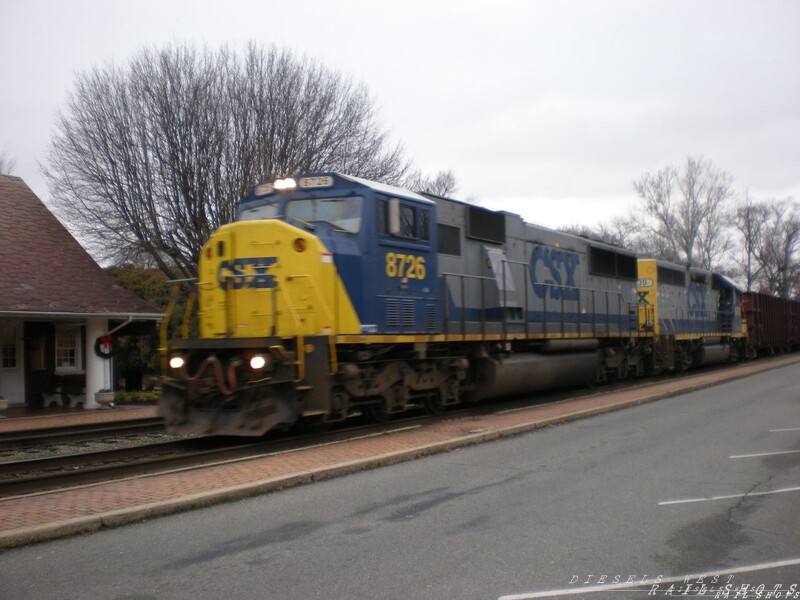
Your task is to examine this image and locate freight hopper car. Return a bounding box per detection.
[742,292,800,355]
[635,259,745,372]
[160,173,650,436]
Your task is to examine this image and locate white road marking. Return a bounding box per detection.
[730,449,800,459]
[658,485,800,506]
[770,427,800,432]
[497,556,800,599]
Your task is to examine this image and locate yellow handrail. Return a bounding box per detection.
[159,278,198,372]
[182,288,196,339]
[159,290,178,373]
[287,274,338,375]
[275,282,307,382]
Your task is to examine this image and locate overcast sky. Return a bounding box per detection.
[1,0,798,230]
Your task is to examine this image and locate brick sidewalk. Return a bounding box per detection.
[1,355,798,549]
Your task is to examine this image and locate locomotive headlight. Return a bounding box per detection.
[274,177,297,190]
[169,355,185,370]
[250,354,268,370]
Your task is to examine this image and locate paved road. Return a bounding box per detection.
[2,364,799,599]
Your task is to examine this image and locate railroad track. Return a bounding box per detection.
[0,417,165,450]
[0,417,442,498]
[0,435,258,497]
[2,355,793,500]
[0,373,663,500]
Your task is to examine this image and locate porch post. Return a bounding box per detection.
[84,318,110,409]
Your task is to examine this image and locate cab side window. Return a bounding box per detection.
[400,206,416,238]
[379,197,430,242]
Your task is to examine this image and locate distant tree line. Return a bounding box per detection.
[561,155,800,300]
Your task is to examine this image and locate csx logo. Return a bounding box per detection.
[530,246,580,301]
[217,257,277,289]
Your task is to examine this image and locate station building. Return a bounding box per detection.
[0,175,162,410]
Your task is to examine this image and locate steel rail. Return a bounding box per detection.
[0,417,165,450]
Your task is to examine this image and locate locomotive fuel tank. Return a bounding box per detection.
[472,351,600,401]
[692,343,731,367]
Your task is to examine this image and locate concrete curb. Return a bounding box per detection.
[1,355,798,549]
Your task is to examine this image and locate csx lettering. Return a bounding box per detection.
[385,253,426,280]
[530,246,579,301]
[218,257,277,289]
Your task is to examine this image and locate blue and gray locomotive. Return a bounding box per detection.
[160,173,749,436]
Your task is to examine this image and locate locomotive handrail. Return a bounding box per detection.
[440,271,635,338]
[532,281,633,336]
[273,282,307,382]
[657,306,738,336]
[286,273,338,375]
[500,258,527,339]
[440,272,494,339]
[182,288,197,340]
[160,278,198,372]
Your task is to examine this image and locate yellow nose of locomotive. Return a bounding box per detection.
[197,220,357,339]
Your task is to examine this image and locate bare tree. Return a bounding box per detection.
[596,216,642,249]
[0,149,16,175]
[754,199,800,299]
[733,191,768,291]
[407,169,457,197]
[564,212,682,258]
[633,156,734,269]
[44,43,415,278]
[559,221,619,247]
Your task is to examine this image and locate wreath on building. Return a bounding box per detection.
[94,335,113,359]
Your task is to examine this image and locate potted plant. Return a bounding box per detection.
[94,388,115,409]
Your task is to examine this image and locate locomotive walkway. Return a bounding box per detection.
[1,354,799,549]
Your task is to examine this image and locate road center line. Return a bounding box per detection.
[658,485,800,506]
[730,449,800,458]
[770,427,800,432]
[497,556,800,599]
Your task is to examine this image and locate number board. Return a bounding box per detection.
[299,176,334,189]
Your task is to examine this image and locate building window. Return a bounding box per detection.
[1,323,17,369]
[55,325,83,372]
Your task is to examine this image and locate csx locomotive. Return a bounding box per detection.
[159,173,794,436]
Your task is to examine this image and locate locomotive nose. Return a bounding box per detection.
[197,218,360,340]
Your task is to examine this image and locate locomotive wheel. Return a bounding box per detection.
[363,402,391,424]
[301,416,331,434]
[423,390,446,415]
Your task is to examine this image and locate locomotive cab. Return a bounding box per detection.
[237,173,440,336]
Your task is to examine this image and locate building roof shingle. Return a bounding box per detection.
[0,175,161,319]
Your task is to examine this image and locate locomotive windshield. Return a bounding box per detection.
[285,196,364,233]
[238,201,281,221]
